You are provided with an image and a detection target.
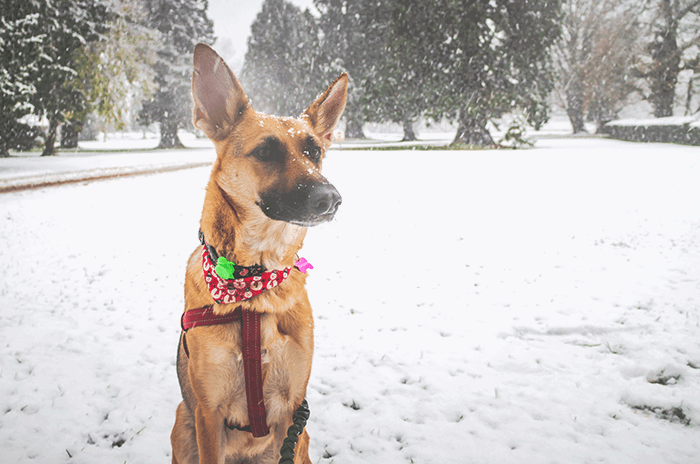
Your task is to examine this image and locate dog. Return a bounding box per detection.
[170,43,347,464]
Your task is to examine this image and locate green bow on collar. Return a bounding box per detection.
[215,256,236,280]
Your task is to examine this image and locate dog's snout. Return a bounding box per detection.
[309,184,342,216]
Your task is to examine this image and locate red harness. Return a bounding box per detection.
[181,306,269,437]
[180,244,310,438]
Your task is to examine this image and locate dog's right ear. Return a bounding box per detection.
[192,43,250,141]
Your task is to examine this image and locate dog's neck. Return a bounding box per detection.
[200,180,306,270]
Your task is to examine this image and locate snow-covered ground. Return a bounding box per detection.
[1,137,700,463]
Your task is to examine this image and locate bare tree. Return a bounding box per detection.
[554,0,643,133]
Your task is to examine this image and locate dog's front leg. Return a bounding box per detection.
[294,429,313,464]
[195,405,226,464]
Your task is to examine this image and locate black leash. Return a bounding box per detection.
[279,399,310,464]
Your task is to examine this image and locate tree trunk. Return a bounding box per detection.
[685,74,694,116]
[649,0,680,118]
[452,112,495,147]
[157,120,185,148]
[566,75,586,134]
[61,119,82,149]
[41,117,59,156]
[649,31,680,118]
[401,117,417,142]
[345,114,365,139]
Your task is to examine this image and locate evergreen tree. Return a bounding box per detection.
[0,0,108,156]
[427,0,561,146]
[363,0,442,141]
[33,0,108,155]
[241,0,322,117]
[312,0,560,144]
[314,0,386,139]
[0,3,44,156]
[139,0,214,148]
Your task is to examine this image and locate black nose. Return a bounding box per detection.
[308,183,342,216]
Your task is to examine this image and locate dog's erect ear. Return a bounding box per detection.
[192,43,249,140]
[303,73,349,141]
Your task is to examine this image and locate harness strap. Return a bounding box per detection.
[180,305,270,437]
[241,309,270,437]
[180,306,243,357]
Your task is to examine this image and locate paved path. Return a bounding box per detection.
[0,148,216,193]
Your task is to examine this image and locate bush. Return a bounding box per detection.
[600,118,700,146]
[0,123,42,155]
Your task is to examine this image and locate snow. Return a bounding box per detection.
[0,132,214,191]
[1,136,700,463]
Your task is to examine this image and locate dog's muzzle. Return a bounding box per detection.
[259,182,342,226]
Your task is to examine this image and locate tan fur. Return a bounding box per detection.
[170,44,347,464]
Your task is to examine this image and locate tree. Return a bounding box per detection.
[638,0,700,117]
[314,0,390,139]
[63,0,159,147]
[0,4,44,156]
[140,0,214,148]
[3,0,108,156]
[554,0,643,133]
[241,0,322,117]
[360,0,437,141]
[34,0,108,156]
[584,5,643,130]
[426,0,561,146]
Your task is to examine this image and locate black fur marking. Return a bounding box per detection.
[248,137,285,163]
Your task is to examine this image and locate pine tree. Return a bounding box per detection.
[241,0,322,117]
[361,0,441,141]
[430,0,561,146]
[0,0,107,156]
[31,0,108,156]
[0,2,44,156]
[139,0,214,148]
[314,0,386,139]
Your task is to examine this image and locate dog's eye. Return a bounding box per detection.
[304,146,322,162]
[253,148,272,161]
[250,145,282,162]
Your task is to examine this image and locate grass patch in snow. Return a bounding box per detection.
[630,405,691,426]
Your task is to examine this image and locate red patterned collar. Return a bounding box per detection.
[201,244,293,304]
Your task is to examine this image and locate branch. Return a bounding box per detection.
[677,0,700,20]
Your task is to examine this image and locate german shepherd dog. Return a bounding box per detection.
[170,43,347,464]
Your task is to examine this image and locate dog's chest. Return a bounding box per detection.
[193,312,312,428]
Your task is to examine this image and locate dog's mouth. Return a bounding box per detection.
[258,183,342,227]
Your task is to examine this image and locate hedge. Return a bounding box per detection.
[600,118,700,146]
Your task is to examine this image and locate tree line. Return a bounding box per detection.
[242,0,700,144]
[0,0,213,156]
[2,0,700,155]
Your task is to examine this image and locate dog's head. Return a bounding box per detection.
[191,43,347,228]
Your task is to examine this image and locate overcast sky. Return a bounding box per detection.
[208,0,316,70]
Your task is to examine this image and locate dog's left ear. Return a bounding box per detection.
[303,73,349,142]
